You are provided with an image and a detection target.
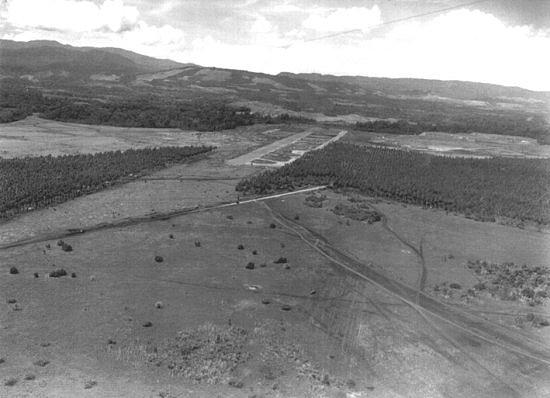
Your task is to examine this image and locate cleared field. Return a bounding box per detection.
[345,130,550,159]
[0,115,297,159]
[228,127,346,167]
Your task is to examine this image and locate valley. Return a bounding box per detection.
[1,39,550,398]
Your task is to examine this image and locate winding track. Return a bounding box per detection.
[2,185,549,368]
[260,201,550,366]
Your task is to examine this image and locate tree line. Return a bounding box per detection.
[0,146,213,220]
[236,143,550,225]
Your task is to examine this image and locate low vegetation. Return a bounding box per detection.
[0,146,213,220]
[237,143,550,225]
[466,260,550,306]
[332,203,382,224]
[114,324,250,384]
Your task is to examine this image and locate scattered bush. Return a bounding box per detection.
[269,223,277,229]
[24,374,36,381]
[84,380,97,389]
[155,301,164,309]
[4,377,18,386]
[142,321,153,327]
[9,266,19,275]
[128,323,250,383]
[49,269,67,278]
[194,241,201,247]
[332,203,382,223]
[280,305,292,311]
[155,256,164,263]
[245,262,255,270]
[304,195,326,208]
[33,359,49,367]
[449,283,462,289]
[467,260,550,305]
[237,244,244,250]
[60,242,73,252]
[274,257,288,264]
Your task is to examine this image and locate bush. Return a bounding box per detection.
[49,269,67,278]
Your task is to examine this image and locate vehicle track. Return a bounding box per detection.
[369,202,428,300]
[0,186,326,251]
[261,201,550,366]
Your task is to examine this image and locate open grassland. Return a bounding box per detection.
[1,124,550,397]
[1,183,549,397]
[0,115,303,159]
[345,130,550,159]
[237,143,550,225]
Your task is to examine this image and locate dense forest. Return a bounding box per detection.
[0,146,212,220]
[236,143,550,225]
[0,82,311,129]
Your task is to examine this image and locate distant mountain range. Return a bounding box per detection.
[1,39,548,140]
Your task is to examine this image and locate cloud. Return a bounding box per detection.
[5,0,139,33]
[250,15,273,34]
[302,6,382,33]
[186,9,550,91]
[2,0,185,60]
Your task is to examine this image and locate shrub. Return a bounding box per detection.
[49,269,67,278]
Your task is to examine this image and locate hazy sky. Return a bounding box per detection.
[1,0,549,91]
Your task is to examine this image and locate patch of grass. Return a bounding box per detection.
[111,324,250,384]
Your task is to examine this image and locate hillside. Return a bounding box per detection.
[1,39,549,142]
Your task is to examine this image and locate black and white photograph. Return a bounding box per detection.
[1,0,549,397]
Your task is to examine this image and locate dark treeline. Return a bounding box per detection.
[236,143,550,225]
[0,83,311,129]
[0,146,213,220]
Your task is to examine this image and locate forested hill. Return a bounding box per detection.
[1,39,549,142]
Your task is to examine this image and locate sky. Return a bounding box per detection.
[1,0,549,91]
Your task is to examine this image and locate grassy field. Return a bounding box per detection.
[344,130,550,159]
[0,115,300,159]
[1,169,550,397]
[1,123,550,397]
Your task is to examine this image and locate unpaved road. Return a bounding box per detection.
[262,202,550,366]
